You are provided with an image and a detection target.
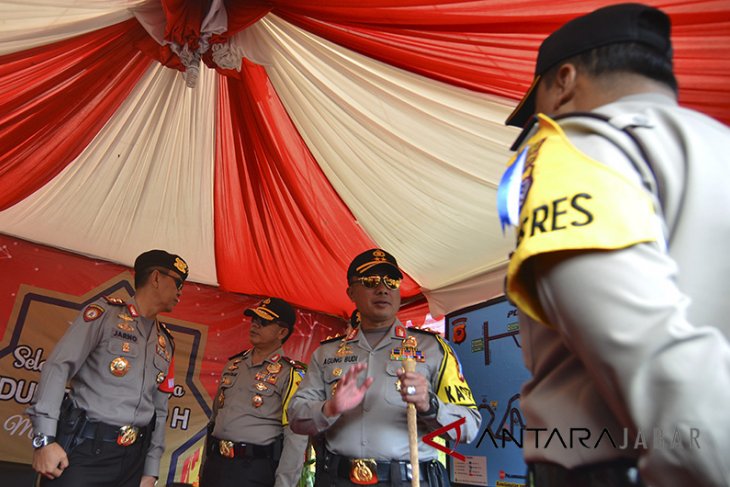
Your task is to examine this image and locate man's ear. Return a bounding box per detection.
[346,285,355,302]
[553,63,578,111]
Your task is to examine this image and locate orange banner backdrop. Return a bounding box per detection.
[0,234,346,485]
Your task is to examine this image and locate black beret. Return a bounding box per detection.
[347,248,403,282]
[506,3,673,128]
[134,249,189,281]
[244,297,297,328]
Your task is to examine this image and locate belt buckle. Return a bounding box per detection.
[219,440,235,459]
[117,425,139,446]
[350,458,378,485]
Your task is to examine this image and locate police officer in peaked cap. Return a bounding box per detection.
[200,296,309,487]
[288,248,482,486]
[27,249,188,487]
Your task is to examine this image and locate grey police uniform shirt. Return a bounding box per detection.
[288,320,482,462]
[27,297,172,478]
[512,93,730,486]
[210,347,308,487]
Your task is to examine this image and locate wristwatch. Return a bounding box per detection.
[419,392,440,417]
[32,433,55,449]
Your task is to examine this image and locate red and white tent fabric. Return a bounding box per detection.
[2,0,729,319]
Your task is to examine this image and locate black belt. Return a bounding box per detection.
[79,420,149,445]
[529,459,645,487]
[209,436,275,459]
[328,452,438,483]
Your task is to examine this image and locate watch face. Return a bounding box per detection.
[32,435,47,448]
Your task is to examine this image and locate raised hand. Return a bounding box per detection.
[324,362,374,417]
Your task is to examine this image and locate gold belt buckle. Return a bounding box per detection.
[219,440,235,459]
[117,425,139,446]
[350,458,378,485]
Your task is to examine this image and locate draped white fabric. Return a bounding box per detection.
[0,63,219,284]
[0,0,145,54]
[236,15,517,312]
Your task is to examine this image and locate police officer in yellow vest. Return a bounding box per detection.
[501,4,730,486]
[200,297,308,487]
[288,249,482,487]
[27,249,187,487]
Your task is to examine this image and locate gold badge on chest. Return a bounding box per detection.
[110,357,130,377]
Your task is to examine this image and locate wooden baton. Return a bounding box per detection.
[404,357,419,487]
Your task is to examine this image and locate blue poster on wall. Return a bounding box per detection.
[445,296,530,487]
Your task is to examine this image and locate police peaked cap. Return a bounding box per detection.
[347,248,403,281]
[245,297,297,328]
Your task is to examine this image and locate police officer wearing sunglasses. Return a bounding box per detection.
[289,249,482,487]
[27,249,187,487]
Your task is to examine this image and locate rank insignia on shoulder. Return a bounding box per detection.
[83,304,105,322]
[321,334,345,344]
[103,296,126,306]
[282,356,307,370]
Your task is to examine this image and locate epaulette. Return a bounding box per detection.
[409,327,440,336]
[228,348,251,361]
[320,334,345,344]
[103,295,126,306]
[282,356,307,371]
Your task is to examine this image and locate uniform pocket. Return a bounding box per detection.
[107,338,139,357]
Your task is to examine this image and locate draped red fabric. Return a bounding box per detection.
[162,0,209,47]
[263,0,730,123]
[0,19,153,211]
[213,60,420,316]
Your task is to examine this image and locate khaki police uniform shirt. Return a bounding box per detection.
[27,297,172,478]
[210,348,308,487]
[508,93,730,486]
[288,320,481,462]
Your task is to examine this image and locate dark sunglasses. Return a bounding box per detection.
[251,316,284,327]
[351,275,401,290]
[158,269,184,291]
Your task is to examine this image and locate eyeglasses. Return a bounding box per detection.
[351,275,401,290]
[251,316,284,328]
[158,269,184,291]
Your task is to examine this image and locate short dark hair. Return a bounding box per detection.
[134,268,154,289]
[280,322,294,344]
[542,41,678,93]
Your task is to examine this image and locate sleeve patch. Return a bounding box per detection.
[506,115,660,324]
[83,304,105,322]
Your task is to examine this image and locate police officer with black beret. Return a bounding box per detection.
[27,249,188,487]
[200,297,309,487]
[501,4,730,486]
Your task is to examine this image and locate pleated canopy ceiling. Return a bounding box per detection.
[1,0,728,319]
